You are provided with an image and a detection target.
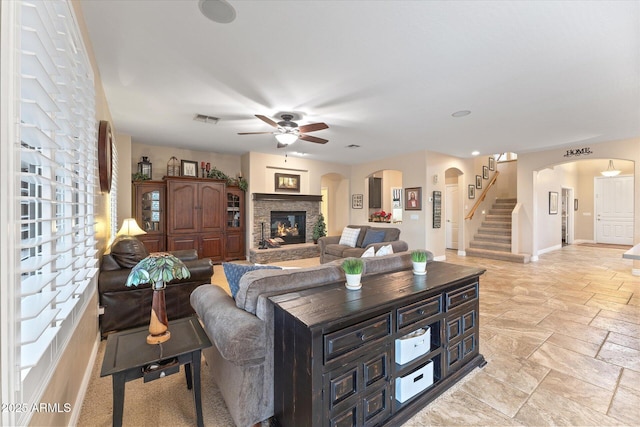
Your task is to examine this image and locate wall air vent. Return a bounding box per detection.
[193,114,219,124]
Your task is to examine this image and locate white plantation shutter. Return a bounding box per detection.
[1,0,98,424]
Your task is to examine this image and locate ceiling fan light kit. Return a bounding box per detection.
[275,133,298,145]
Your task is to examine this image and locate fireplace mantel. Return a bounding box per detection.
[253,193,323,202]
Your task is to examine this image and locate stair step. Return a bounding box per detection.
[477,227,512,236]
[485,214,511,223]
[488,209,513,215]
[474,234,512,243]
[469,241,511,251]
[481,221,511,229]
[465,248,530,263]
[495,198,517,204]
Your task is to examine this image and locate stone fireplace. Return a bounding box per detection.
[252,193,323,248]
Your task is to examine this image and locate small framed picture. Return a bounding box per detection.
[476,175,482,189]
[483,165,489,179]
[488,156,495,171]
[549,191,558,215]
[181,160,198,177]
[275,173,300,192]
[468,184,475,199]
[405,187,422,210]
[352,194,363,209]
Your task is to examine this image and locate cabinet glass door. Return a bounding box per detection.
[141,189,162,232]
[227,193,241,228]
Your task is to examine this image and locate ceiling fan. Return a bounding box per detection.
[238,114,329,148]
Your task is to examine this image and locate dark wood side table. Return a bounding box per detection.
[100,315,211,427]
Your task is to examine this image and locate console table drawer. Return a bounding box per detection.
[397,295,442,330]
[445,283,478,310]
[324,313,392,362]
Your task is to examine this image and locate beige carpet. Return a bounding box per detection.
[77,257,319,427]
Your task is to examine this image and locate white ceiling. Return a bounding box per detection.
[80,1,640,165]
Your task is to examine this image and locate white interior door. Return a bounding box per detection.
[595,176,634,244]
[445,184,459,249]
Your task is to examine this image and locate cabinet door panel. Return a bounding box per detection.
[167,235,199,252]
[138,236,164,252]
[201,182,224,232]
[168,182,198,233]
[225,232,243,260]
[201,233,224,262]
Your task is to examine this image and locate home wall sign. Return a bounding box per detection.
[563,147,593,158]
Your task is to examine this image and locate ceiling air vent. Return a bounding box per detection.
[346,144,361,149]
[193,114,219,124]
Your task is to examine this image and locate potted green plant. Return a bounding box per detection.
[342,257,364,290]
[312,213,327,244]
[411,249,428,275]
[126,252,191,344]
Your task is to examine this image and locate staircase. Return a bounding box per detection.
[466,198,530,263]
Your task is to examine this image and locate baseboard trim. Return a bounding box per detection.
[68,333,101,427]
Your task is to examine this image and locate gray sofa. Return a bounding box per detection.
[190,251,433,427]
[318,225,408,263]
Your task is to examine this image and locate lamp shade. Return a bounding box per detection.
[601,160,621,177]
[275,133,298,145]
[117,218,147,237]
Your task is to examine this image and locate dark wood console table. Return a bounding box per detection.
[271,261,486,427]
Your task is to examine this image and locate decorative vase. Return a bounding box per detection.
[147,287,171,344]
[345,273,362,290]
[412,261,427,276]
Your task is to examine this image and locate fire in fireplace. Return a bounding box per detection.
[270,211,306,245]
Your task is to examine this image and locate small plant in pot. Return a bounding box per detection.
[342,257,364,290]
[312,213,327,244]
[411,249,428,276]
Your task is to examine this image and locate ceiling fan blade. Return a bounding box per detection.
[237,131,274,135]
[299,134,328,144]
[255,114,278,128]
[276,142,287,149]
[298,122,329,133]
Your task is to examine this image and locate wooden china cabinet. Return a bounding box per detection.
[132,181,166,252]
[132,176,245,262]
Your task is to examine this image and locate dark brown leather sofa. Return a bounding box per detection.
[98,238,213,338]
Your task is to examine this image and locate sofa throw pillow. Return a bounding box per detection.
[361,247,375,258]
[361,230,386,248]
[338,226,361,248]
[375,244,394,256]
[223,263,282,299]
[109,237,150,268]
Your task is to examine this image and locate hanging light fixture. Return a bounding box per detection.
[601,160,621,177]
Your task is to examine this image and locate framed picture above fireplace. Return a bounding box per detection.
[275,173,300,192]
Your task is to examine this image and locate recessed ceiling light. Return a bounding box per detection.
[452,110,471,118]
[198,0,236,24]
[471,151,480,156]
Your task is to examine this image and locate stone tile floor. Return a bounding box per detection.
[406,245,640,426]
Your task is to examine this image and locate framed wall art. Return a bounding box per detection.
[468,184,475,199]
[405,187,421,210]
[488,156,495,171]
[275,173,300,192]
[483,165,489,179]
[352,194,363,209]
[549,191,558,215]
[181,160,198,177]
[476,175,482,189]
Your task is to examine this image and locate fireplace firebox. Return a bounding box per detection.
[270,211,306,245]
